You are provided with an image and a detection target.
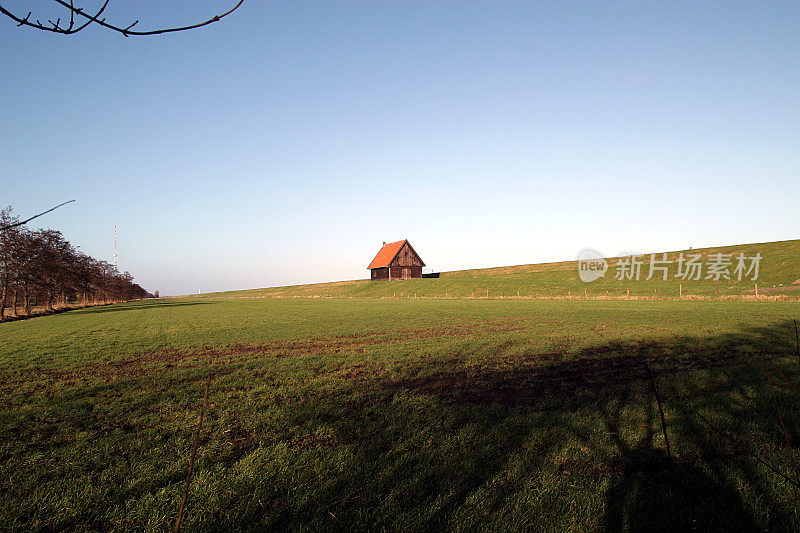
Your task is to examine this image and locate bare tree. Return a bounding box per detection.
[1,205,150,319]
[0,1,243,37]
[0,208,18,319]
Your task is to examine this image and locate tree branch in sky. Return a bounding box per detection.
[0,200,75,232]
[0,1,243,37]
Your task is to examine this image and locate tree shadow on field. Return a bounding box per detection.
[374,319,800,531]
[69,300,214,315]
[176,319,800,531]
[0,300,212,324]
[7,317,800,531]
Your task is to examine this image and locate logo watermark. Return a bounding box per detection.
[577,248,608,283]
[577,249,762,282]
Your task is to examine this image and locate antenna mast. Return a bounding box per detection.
[113,225,118,270]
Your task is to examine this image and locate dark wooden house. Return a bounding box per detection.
[368,240,425,280]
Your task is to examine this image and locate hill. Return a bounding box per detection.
[207,238,800,299]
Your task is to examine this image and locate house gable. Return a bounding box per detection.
[389,241,424,267]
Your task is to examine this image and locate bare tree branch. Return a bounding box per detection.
[0,200,75,232]
[0,1,243,37]
[1,0,108,34]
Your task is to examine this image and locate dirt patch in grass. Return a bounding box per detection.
[2,319,527,394]
[194,318,526,359]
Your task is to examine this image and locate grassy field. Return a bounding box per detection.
[205,239,800,299]
[2,296,800,531]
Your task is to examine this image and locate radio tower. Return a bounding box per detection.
[113,225,118,270]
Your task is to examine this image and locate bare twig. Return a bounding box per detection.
[175,374,212,532]
[0,200,75,231]
[767,360,800,402]
[644,363,678,512]
[0,0,108,34]
[0,1,243,36]
[794,320,799,364]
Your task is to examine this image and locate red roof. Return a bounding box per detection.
[368,240,408,269]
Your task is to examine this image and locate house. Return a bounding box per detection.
[368,240,425,280]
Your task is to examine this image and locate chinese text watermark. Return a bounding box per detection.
[577,249,761,283]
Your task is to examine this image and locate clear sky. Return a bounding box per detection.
[2,1,798,295]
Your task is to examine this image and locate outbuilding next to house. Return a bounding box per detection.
[368,240,425,280]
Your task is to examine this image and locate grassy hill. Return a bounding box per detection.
[208,238,800,299]
[4,239,800,530]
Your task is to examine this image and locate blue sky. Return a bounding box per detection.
[2,1,798,295]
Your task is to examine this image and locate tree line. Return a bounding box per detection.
[0,206,150,319]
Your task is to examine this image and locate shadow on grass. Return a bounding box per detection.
[0,300,214,324]
[69,300,214,315]
[366,320,800,531]
[0,305,80,323]
[245,320,799,531]
[3,319,800,531]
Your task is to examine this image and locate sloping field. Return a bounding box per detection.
[208,239,800,299]
[2,297,800,530]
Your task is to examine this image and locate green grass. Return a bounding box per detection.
[2,297,800,531]
[206,238,800,299]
